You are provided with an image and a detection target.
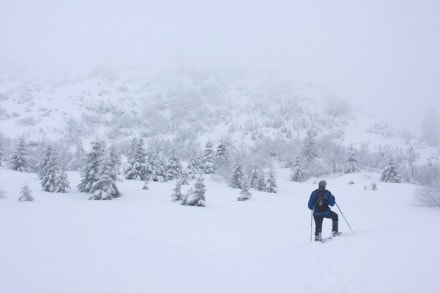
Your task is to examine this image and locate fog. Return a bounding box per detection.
[1,0,439,133]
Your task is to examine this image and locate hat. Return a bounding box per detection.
[318,180,327,188]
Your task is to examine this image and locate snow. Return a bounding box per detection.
[1,167,439,293]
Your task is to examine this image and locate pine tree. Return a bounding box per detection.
[345,146,359,173]
[229,161,244,189]
[249,165,260,189]
[124,138,146,180]
[237,181,251,201]
[202,140,215,174]
[182,176,206,207]
[78,140,105,193]
[256,171,266,191]
[406,146,418,177]
[166,150,183,180]
[265,171,277,193]
[380,158,401,183]
[39,146,57,192]
[18,183,33,202]
[55,167,70,193]
[109,144,122,175]
[215,141,229,172]
[187,153,202,179]
[90,153,119,200]
[10,136,29,172]
[290,156,304,182]
[71,142,85,171]
[181,170,190,185]
[302,130,319,163]
[171,180,183,201]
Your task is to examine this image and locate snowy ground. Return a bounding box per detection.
[1,167,439,293]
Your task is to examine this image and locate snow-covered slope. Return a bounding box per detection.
[0,167,438,293]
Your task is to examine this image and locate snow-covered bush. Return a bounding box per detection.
[415,184,440,207]
[182,177,206,207]
[18,184,33,202]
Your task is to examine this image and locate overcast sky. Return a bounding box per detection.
[1,0,439,133]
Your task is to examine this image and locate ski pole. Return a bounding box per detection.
[310,211,313,242]
[335,202,354,233]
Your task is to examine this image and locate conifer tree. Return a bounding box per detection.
[71,142,85,171]
[10,136,29,172]
[55,167,70,193]
[345,146,358,173]
[90,152,119,200]
[181,170,190,185]
[380,158,401,183]
[214,141,229,172]
[78,140,105,193]
[290,156,304,182]
[237,181,251,201]
[229,161,244,189]
[166,150,183,180]
[302,130,319,163]
[256,171,266,191]
[249,165,260,189]
[265,170,277,193]
[124,138,146,180]
[182,176,206,207]
[40,148,57,192]
[187,153,202,179]
[109,144,122,175]
[18,183,33,202]
[202,140,215,174]
[171,180,183,201]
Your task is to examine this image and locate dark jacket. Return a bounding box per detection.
[308,188,335,216]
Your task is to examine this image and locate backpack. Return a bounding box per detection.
[314,190,328,212]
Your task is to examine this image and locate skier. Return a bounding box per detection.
[308,180,340,241]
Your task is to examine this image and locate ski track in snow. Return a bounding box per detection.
[1,167,440,293]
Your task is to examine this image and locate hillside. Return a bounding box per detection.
[0,167,439,293]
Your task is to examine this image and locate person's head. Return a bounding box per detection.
[318,180,326,190]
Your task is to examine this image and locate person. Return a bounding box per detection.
[308,180,340,241]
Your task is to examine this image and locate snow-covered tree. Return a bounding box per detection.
[39,146,58,192]
[166,150,183,180]
[187,153,202,179]
[55,167,70,193]
[109,144,122,175]
[214,141,229,173]
[182,176,206,207]
[406,146,418,178]
[237,181,251,201]
[181,170,190,185]
[256,171,266,191]
[265,170,277,193]
[70,142,85,171]
[171,180,183,201]
[248,165,260,189]
[89,153,119,200]
[77,140,105,193]
[302,130,319,163]
[202,140,215,174]
[10,136,29,172]
[18,183,33,202]
[380,158,401,183]
[345,146,358,173]
[124,138,146,180]
[290,156,304,182]
[229,161,244,189]
[149,150,168,182]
